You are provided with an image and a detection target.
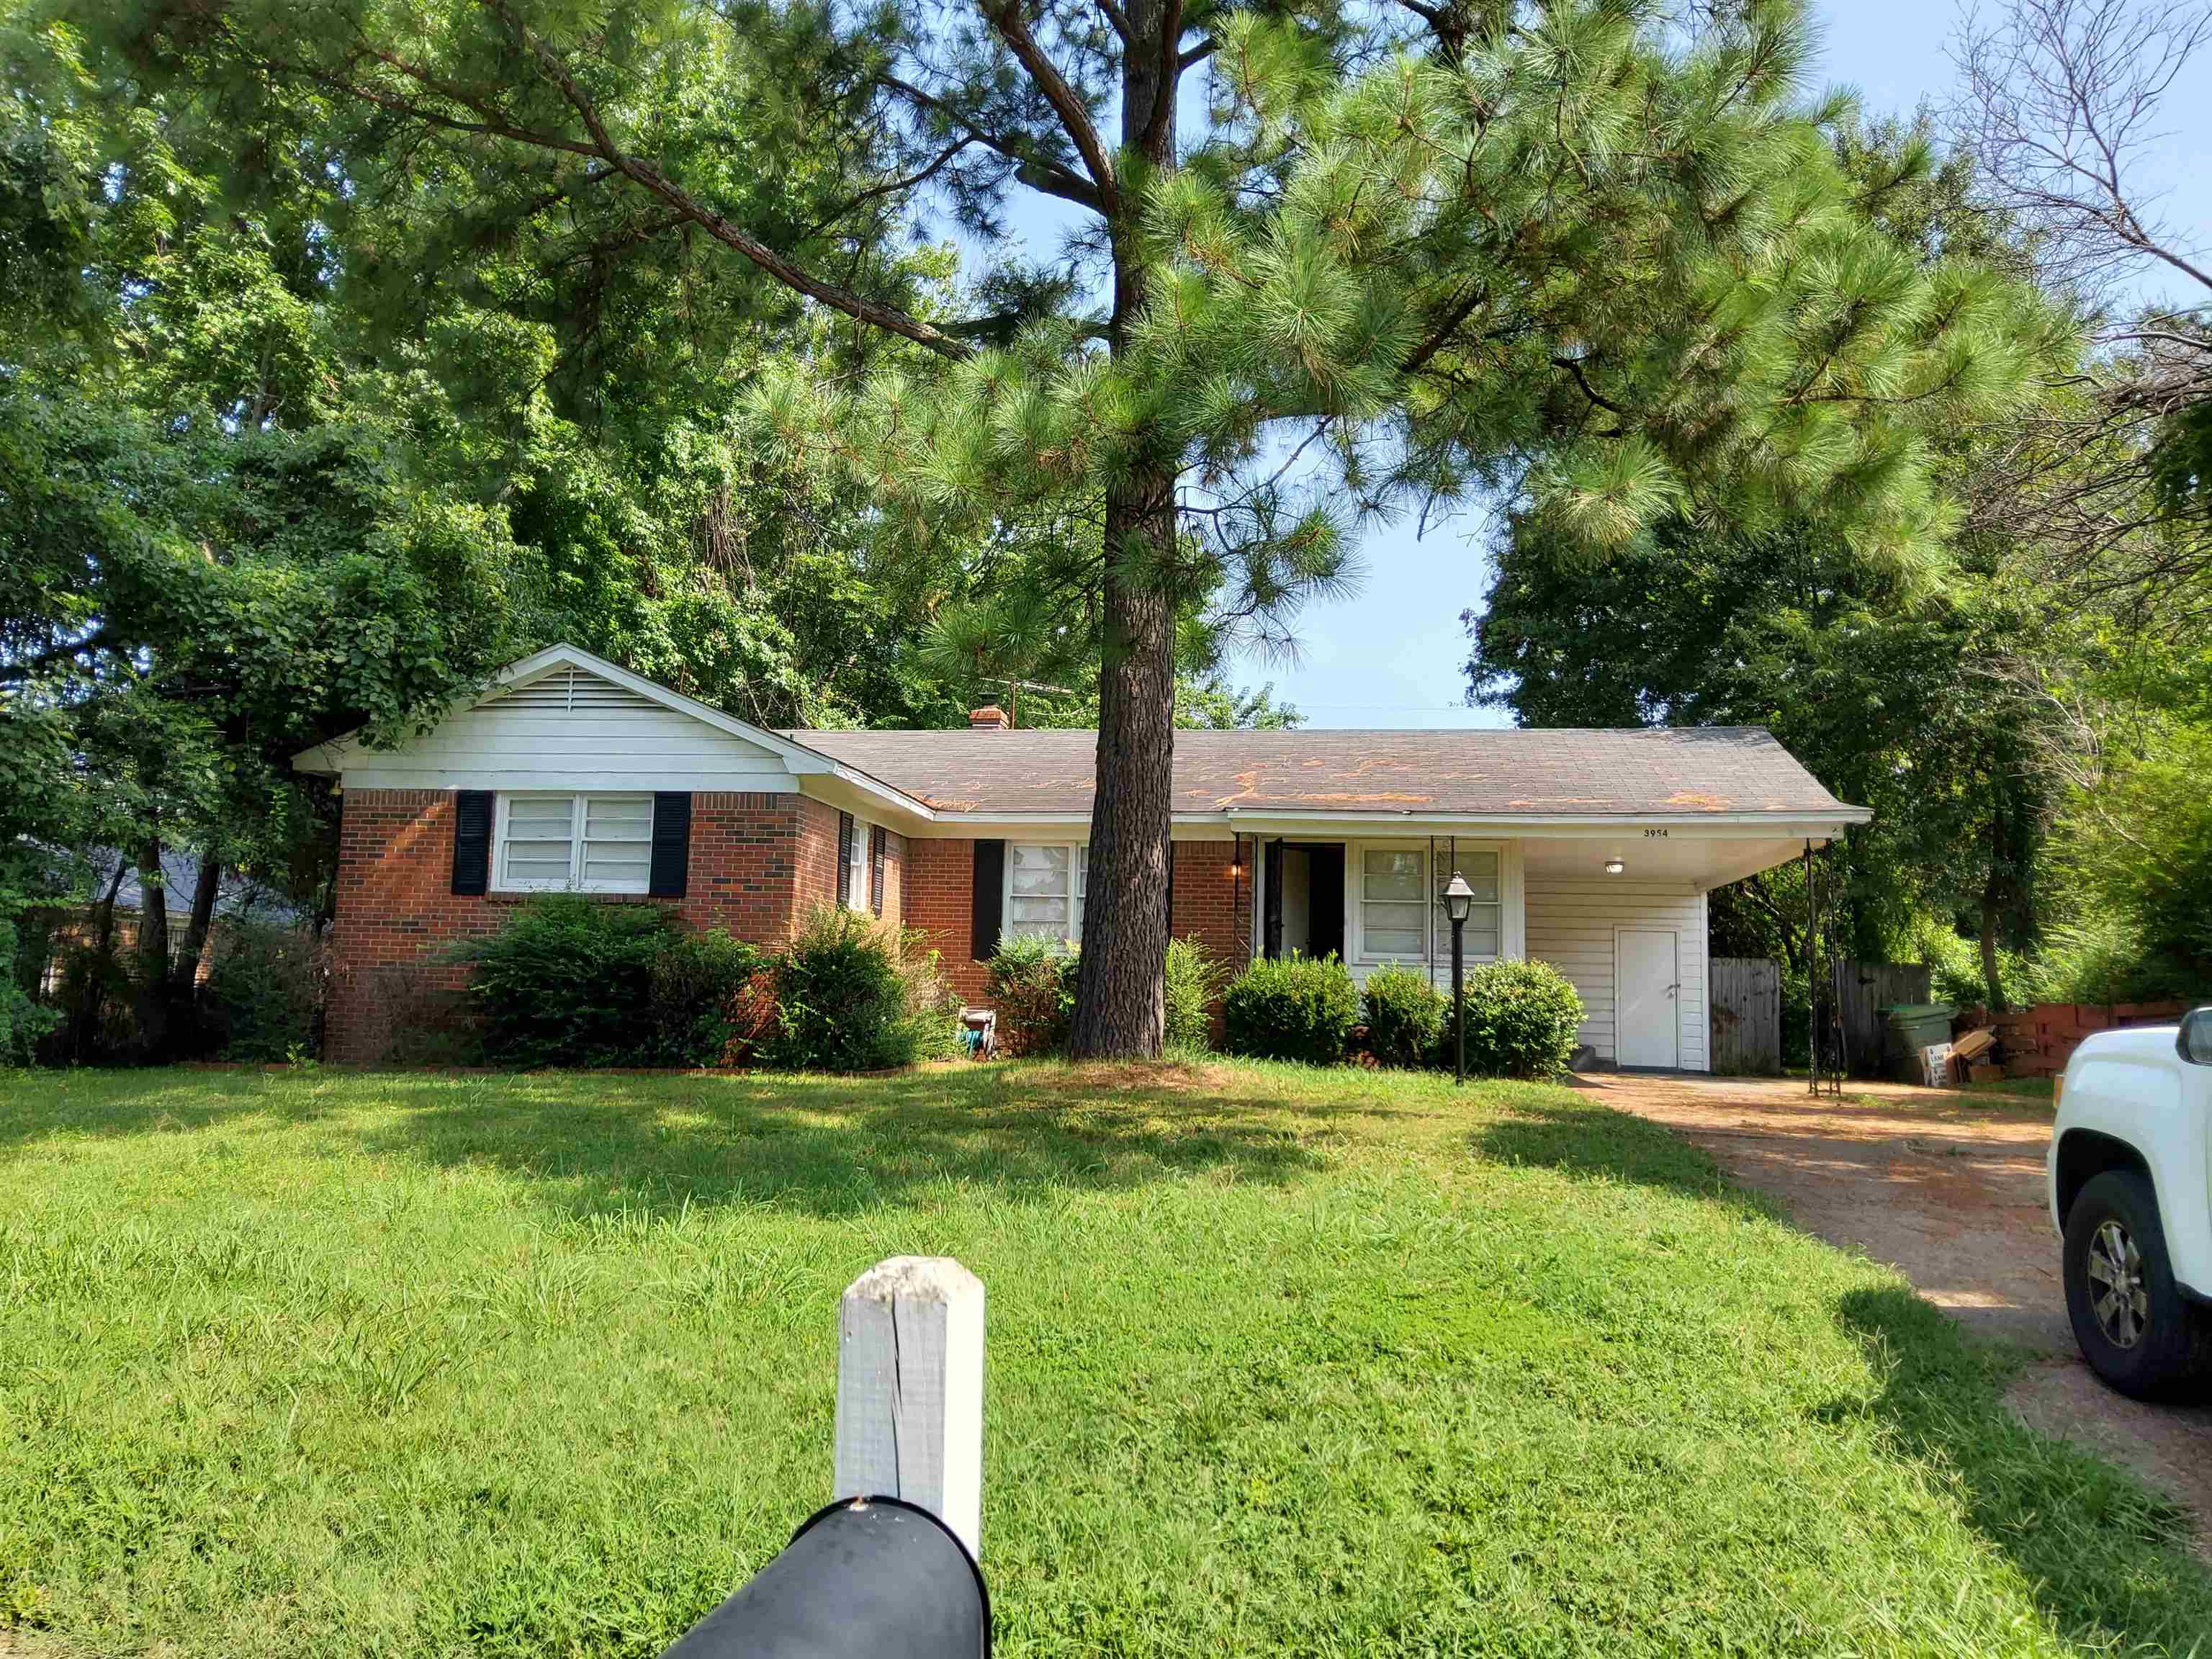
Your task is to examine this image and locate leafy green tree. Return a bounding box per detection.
[150,0,2058,1053]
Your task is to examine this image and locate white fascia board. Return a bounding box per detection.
[905,812,1236,839]
[1218,808,1869,837]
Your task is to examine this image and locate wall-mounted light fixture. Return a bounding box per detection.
[1604,858,1626,876]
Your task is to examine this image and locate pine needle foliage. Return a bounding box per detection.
[127,0,2071,1052]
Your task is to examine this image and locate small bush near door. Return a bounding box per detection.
[1163,936,1227,1055]
[1223,953,1357,1065]
[766,905,959,1071]
[1362,966,1447,1067]
[1437,959,1585,1079]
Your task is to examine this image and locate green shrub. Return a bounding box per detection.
[1164,935,1226,1055]
[649,929,772,1066]
[1439,958,1584,1079]
[986,935,1079,1056]
[1362,964,1446,1067]
[1223,953,1357,1066]
[203,922,320,1062]
[459,894,677,1067]
[768,905,958,1071]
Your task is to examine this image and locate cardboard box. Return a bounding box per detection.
[1968,1061,2003,1084]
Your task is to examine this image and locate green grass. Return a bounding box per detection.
[1,1061,2206,1657]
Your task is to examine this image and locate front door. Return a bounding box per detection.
[1616,928,1680,1069]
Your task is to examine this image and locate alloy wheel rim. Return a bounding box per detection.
[2085,1219,2149,1349]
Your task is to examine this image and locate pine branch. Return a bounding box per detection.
[979,0,1121,213]
[475,0,974,359]
[878,74,1104,211]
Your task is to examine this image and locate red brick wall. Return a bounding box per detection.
[327,788,824,1064]
[904,835,1256,1014]
[1169,838,1252,977]
[907,837,988,1005]
[1954,999,2193,1078]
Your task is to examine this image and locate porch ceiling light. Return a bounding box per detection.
[1604,858,1626,876]
[1442,871,1475,922]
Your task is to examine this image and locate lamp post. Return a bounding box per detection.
[1442,871,1474,1085]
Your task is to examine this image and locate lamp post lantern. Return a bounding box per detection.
[1442,871,1474,1085]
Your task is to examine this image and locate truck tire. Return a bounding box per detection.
[2062,1169,2212,1401]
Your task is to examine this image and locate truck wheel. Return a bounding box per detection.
[2063,1169,2212,1401]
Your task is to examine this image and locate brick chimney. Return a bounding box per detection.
[968,704,1010,730]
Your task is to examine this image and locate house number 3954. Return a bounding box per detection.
[1643,828,1670,837]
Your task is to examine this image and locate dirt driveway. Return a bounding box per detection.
[1583,1071,2212,1545]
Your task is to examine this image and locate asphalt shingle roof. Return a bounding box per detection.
[784,726,1858,818]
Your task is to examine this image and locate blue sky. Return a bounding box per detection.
[1225,0,2212,728]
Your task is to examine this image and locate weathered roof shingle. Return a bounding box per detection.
[786,725,1858,818]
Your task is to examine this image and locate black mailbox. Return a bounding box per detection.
[661,1496,989,1659]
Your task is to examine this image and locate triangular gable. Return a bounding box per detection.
[289,644,930,817]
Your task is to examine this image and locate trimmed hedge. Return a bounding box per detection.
[1223,953,1357,1065]
[1362,965,1447,1068]
[1439,958,1585,1079]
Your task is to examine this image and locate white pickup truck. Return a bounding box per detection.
[2049,1007,2212,1398]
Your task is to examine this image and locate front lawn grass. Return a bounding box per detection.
[1,1061,2206,1657]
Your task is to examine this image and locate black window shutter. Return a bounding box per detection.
[1164,842,1176,936]
[649,792,692,897]
[869,825,886,917]
[971,840,1004,961]
[837,811,854,907]
[451,791,493,896]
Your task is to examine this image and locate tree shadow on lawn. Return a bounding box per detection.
[0,1064,1338,1220]
[1468,1094,1771,1208]
[1832,1285,2212,1650]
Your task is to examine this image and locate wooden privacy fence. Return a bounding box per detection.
[1709,958,1933,1076]
[1711,957,1782,1074]
[1833,961,1932,1077]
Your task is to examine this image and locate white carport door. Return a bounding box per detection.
[1616,928,1680,1069]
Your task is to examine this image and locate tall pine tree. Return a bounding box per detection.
[139,0,2062,1054]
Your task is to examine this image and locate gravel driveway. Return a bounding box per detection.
[1582,1071,2212,1547]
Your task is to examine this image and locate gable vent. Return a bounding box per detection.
[490,665,659,715]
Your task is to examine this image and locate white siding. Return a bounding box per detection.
[1524,878,1709,1071]
[337,666,799,792]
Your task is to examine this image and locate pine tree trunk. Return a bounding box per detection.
[1066,0,1181,1060]
[1069,479,1177,1058]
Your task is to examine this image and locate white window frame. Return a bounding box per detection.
[1351,839,1504,966]
[490,791,655,896]
[1004,841,1088,949]
[843,814,874,911]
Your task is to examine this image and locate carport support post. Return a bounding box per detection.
[833,1256,986,1560]
[1804,839,1817,1096]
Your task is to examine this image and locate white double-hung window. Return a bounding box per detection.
[1007,842,1088,947]
[494,793,655,894]
[1354,844,1503,963]
[1358,848,1429,961]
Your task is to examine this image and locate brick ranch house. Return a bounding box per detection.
[295,642,1871,1066]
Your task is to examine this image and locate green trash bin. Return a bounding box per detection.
[1882,1003,1956,1082]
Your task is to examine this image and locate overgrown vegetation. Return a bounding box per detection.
[4,1064,2210,1656]
[989,935,1226,1058]
[764,906,957,1072]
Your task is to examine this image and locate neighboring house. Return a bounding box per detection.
[31,847,302,997]
[293,642,1870,1068]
